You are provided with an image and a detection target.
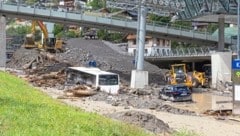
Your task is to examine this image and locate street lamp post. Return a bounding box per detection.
[136,0,146,70]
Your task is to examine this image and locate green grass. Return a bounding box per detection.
[172,128,200,136]
[0,72,151,136]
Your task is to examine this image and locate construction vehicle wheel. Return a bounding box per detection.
[192,78,199,88]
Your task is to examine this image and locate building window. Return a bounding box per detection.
[162,40,165,46]
[157,39,160,45]
[133,40,136,45]
[134,49,136,56]
[145,39,149,44]
[145,49,148,54]
[166,40,169,46]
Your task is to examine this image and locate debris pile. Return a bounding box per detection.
[27,71,66,88]
[6,38,196,134]
[107,110,171,134]
[7,38,166,86]
[55,38,166,85]
[89,88,196,116]
[64,85,98,97]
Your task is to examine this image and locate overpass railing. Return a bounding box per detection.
[0,2,232,44]
[145,47,214,58]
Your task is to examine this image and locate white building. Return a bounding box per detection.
[126,34,171,56]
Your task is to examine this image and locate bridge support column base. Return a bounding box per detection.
[211,52,231,89]
[130,70,148,88]
[0,16,6,70]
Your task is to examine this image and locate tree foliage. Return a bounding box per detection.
[97,29,124,43]
[66,31,79,38]
[24,0,37,5]
[97,29,108,40]
[88,0,105,10]
[6,25,31,36]
[148,14,170,23]
[53,24,64,37]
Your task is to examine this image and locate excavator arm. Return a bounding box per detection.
[24,20,64,52]
[36,21,48,39]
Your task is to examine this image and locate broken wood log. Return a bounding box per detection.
[73,90,97,97]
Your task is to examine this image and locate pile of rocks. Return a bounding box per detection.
[7,38,166,85]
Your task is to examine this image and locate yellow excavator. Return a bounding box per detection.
[23,21,38,49]
[24,20,64,52]
[165,64,208,88]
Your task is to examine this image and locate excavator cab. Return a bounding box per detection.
[44,38,64,52]
[24,21,38,49]
[24,34,37,49]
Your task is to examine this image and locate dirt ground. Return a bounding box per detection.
[7,38,240,136]
[36,87,240,136]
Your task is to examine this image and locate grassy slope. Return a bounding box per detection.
[0,72,151,136]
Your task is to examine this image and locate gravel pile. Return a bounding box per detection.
[56,38,166,85]
[107,110,171,134]
[8,38,166,85]
[7,48,41,69]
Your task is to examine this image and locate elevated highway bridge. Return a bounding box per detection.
[0,2,234,46]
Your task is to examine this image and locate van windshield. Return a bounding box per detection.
[99,75,118,85]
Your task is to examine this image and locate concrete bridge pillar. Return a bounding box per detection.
[218,14,225,51]
[131,2,148,89]
[0,16,6,71]
[211,52,231,89]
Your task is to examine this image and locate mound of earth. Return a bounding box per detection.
[7,38,166,85]
[107,110,171,134]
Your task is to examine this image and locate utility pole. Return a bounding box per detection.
[136,0,147,70]
[106,0,187,88]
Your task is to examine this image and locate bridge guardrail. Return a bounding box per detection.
[144,47,214,58]
[0,2,233,44]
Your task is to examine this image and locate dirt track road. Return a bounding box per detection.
[65,100,240,136]
[42,88,240,136]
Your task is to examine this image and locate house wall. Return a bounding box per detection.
[128,37,171,56]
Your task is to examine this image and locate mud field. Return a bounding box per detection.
[7,38,240,136]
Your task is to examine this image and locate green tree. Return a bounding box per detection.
[53,24,64,37]
[148,14,170,24]
[25,0,37,5]
[6,25,31,36]
[207,23,218,33]
[66,31,78,38]
[88,0,105,10]
[97,29,108,40]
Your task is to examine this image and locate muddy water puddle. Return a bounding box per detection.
[171,92,233,114]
